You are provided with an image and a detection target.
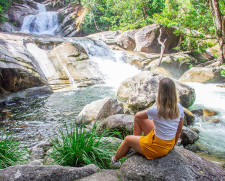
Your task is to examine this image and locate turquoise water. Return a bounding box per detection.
[0,86,116,147]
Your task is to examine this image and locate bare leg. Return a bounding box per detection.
[114,135,143,161]
[133,111,154,136]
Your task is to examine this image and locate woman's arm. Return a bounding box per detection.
[175,118,184,144]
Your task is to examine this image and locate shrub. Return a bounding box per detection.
[0,132,28,169]
[50,122,120,168]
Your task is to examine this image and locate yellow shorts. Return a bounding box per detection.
[139,128,175,159]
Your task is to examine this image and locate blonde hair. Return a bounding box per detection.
[156,78,180,120]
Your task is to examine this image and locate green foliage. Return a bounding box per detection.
[80,0,165,34]
[0,132,28,169]
[50,122,120,168]
[221,65,225,76]
[152,0,217,52]
[0,0,12,23]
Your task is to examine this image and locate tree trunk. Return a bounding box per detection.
[210,0,224,65]
[157,28,167,67]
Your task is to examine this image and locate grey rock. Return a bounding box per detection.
[77,169,119,181]
[135,24,181,53]
[119,146,225,181]
[181,126,199,145]
[117,71,195,112]
[76,98,123,125]
[0,164,99,181]
[97,114,134,135]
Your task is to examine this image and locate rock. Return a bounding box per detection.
[184,144,201,152]
[30,141,52,160]
[0,164,99,181]
[87,31,121,45]
[76,98,123,125]
[135,24,181,53]
[0,22,19,32]
[28,160,43,166]
[181,126,199,145]
[206,118,221,124]
[190,127,200,134]
[179,67,225,83]
[101,137,123,146]
[0,35,48,94]
[7,0,38,27]
[56,4,83,37]
[151,67,173,78]
[119,146,225,181]
[202,109,218,117]
[191,109,218,117]
[191,109,204,116]
[97,114,134,135]
[117,30,138,51]
[148,53,196,79]
[77,169,119,181]
[183,107,195,125]
[117,71,195,112]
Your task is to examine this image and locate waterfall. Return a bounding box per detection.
[71,38,141,88]
[187,83,225,158]
[20,3,59,35]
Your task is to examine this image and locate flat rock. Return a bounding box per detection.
[0,164,99,181]
[119,146,225,181]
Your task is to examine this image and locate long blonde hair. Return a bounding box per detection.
[156,78,180,120]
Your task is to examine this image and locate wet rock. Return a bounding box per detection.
[190,127,200,134]
[206,118,221,124]
[117,71,195,112]
[183,107,195,125]
[97,114,134,136]
[151,67,173,78]
[76,98,123,125]
[184,144,201,152]
[119,146,225,181]
[181,126,199,145]
[7,0,38,28]
[191,109,204,116]
[77,169,119,181]
[192,109,218,117]
[135,24,181,53]
[179,67,225,83]
[0,164,99,181]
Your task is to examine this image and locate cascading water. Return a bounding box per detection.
[187,83,225,159]
[20,3,59,35]
[71,38,141,89]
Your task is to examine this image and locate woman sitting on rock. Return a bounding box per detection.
[111,77,184,168]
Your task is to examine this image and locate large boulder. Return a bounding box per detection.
[0,164,99,181]
[179,67,225,83]
[117,71,195,112]
[135,24,182,53]
[117,30,138,51]
[119,146,225,181]
[76,98,123,125]
[97,114,134,135]
[0,34,48,94]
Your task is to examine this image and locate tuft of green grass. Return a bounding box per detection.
[50,122,120,169]
[0,132,28,169]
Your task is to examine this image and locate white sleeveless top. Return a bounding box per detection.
[146,103,184,140]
